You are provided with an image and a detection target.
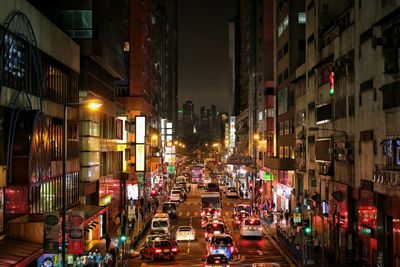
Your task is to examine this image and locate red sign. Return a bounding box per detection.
[68,211,84,254]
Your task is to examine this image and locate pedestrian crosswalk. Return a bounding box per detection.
[177,210,235,218]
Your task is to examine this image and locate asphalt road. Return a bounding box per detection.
[128,183,294,267]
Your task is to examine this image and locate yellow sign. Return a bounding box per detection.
[99,194,112,206]
[293,212,302,223]
[136,144,145,171]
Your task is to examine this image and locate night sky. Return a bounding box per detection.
[177,0,236,113]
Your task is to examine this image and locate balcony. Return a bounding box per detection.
[372,164,400,186]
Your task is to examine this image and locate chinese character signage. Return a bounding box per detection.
[68,211,84,254]
[136,144,145,171]
[44,212,59,254]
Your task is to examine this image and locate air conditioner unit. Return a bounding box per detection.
[372,173,377,182]
[372,36,383,49]
[386,171,393,185]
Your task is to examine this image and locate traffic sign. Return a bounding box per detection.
[293,212,302,223]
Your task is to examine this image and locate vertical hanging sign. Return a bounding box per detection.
[44,212,60,253]
[68,211,85,254]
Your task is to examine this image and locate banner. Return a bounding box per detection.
[68,211,85,254]
[135,144,145,171]
[44,212,59,254]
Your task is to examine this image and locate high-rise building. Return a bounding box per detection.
[264,0,305,213]
[0,0,80,264]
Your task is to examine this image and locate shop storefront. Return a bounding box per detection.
[273,182,292,211]
[356,189,377,267]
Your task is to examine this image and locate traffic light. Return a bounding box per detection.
[303,218,311,235]
[120,235,127,242]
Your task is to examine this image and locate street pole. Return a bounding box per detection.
[62,104,67,266]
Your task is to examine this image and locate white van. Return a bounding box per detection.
[151,217,170,234]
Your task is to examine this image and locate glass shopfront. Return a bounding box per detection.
[5,173,79,214]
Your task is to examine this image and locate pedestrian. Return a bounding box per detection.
[105,233,111,252]
[284,209,290,226]
[314,235,320,252]
[95,249,102,267]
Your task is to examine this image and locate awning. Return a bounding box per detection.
[0,239,43,267]
[68,203,108,224]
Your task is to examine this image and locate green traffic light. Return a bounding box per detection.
[329,88,334,95]
[304,227,312,234]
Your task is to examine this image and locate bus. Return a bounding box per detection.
[191,165,204,186]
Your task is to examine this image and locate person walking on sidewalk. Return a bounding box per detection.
[284,209,290,226]
[105,234,111,252]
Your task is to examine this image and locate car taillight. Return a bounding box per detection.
[205,232,208,238]
[258,227,263,231]
[227,265,231,267]
[230,246,234,253]
[215,260,220,264]
[155,249,162,253]
[172,247,177,252]
[201,212,205,216]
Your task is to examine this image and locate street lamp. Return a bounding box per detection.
[62,98,102,265]
[151,134,158,140]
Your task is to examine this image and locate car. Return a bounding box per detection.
[223,187,235,195]
[149,229,169,236]
[201,254,231,267]
[140,239,178,261]
[151,216,170,233]
[205,183,220,192]
[201,217,224,229]
[233,204,252,217]
[252,264,281,267]
[162,202,177,218]
[233,212,250,230]
[172,187,187,200]
[201,207,221,218]
[226,189,239,198]
[206,234,239,261]
[240,218,263,238]
[146,234,170,242]
[175,226,195,241]
[204,176,212,185]
[204,221,225,241]
[170,189,182,203]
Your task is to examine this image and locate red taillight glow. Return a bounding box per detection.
[172,247,177,252]
[230,246,234,252]
[215,260,220,264]
[205,232,208,238]
[155,249,162,253]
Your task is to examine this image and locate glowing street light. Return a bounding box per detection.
[151,134,158,140]
[253,134,260,140]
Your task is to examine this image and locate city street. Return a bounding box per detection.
[129,184,294,267]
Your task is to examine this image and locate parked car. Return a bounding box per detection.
[240,218,263,238]
[140,239,178,261]
[176,226,196,241]
[233,212,250,230]
[201,254,230,267]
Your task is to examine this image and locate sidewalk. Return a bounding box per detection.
[260,212,348,267]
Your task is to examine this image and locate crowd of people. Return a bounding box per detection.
[68,248,116,267]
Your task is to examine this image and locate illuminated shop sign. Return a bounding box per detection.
[127,184,138,200]
[135,116,146,143]
[135,144,145,171]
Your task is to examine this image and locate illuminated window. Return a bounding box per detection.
[124,42,130,51]
[298,12,306,24]
[278,15,289,37]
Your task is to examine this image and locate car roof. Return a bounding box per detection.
[178,225,192,229]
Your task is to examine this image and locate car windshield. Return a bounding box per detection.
[212,236,233,245]
[179,227,192,231]
[171,190,181,194]
[245,219,261,225]
[153,221,168,227]
[206,223,224,233]
[229,189,237,192]
[206,255,228,264]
